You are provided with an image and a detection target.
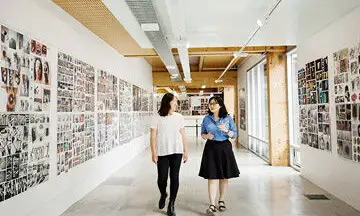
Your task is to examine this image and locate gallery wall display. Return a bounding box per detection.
[119,113,132,145]
[333,43,360,162]
[57,52,96,175]
[97,70,118,111]
[133,85,141,112]
[0,24,51,202]
[239,87,246,130]
[298,56,331,151]
[97,112,119,156]
[119,79,133,112]
[0,22,152,203]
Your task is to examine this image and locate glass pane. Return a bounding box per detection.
[247,60,269,162]
[263,63,269,142]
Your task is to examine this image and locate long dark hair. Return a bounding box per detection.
[158,93,175,116]
[208,96,228,118]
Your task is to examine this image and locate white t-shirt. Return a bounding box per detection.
[151,112,185,156]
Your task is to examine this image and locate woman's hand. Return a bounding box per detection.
[227,131,234,138]
[218,124,228,133]
[183,151,188,163]
[152,154,158,164]
[206,133,214,140]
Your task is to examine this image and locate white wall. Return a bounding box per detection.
[223,87,235,117]
[298,5,360,211]
[0,0,152,215]
[237,56,264,148]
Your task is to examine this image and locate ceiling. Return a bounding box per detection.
[104,0,360,48]
[53,0,360,94]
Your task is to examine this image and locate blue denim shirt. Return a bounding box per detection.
[201,114,238,141]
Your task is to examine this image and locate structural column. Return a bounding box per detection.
[266,52,289,166]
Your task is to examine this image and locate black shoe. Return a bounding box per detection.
[158,193,167,209]
[167,200,176,216]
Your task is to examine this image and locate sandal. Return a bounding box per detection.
[218,201,226,212]
[206,204,217,215]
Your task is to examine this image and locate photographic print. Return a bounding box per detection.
[97,70,118,111]
[133,85,141,112]
[0,25,52,202]
[57,52,75,112]
[97,112,119,156]
[119,113,132,145]
[119,79,133,112]
[299,57,331,151]
[0,114,30,202]
[57,113,73,175]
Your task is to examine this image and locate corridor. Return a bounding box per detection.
[61,138,360,216]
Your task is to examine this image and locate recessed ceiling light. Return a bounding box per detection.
[201,85,206,89]
[215,79,223,83]
[257,20,263,27]
[140,23,160,31]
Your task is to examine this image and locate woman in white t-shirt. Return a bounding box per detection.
[150,93,188,216]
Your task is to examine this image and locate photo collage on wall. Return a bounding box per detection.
[97,70,119,156]
[0,24,50,202]
[132,85,153,139]
[334,43,360,162]
[57,52,96,175]
[298,56,331,151]
[118,79,133,145]
[239,87,246,131]
[97,112,119,156]
[97,70,118,111]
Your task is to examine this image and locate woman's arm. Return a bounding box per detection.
[180,128,188,163]
[150,128,158,164]
[227,116,238,139]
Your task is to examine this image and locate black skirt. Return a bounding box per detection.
[199,139,240,179]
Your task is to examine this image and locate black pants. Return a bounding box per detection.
[157,153,182,202]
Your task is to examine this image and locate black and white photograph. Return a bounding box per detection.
[97,70,118,111]
[84,114,95,161]
[57,113,73,175]
[337,140,352,160]
[119,113,132,145]
[57,52,75,112]
[119,79,133,112]
[133,85,141,112]
[97,112,119,156]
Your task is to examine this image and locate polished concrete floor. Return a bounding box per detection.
[61,138,360,216]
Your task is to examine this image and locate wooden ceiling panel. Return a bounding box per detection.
[203,56,234,69]
[52,0,154,56]
[153,71,237,88]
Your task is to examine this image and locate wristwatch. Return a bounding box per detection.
[227,130,232,137]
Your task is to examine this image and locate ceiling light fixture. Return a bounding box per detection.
[201,85,206,89]
[257,20,263,27]
[140,23,160,31]
[233,52,249,58]
[184,78,192,83]
[215,80,223,83]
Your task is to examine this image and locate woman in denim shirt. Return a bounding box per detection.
[199,96,240,215]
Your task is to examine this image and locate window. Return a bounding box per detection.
[287,49,301,170]
[247,59,269,162]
